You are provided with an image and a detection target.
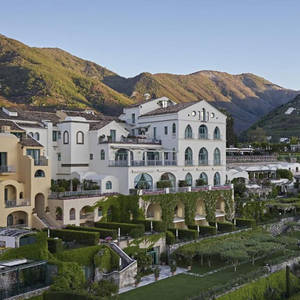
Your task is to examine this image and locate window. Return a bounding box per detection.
[52,131,57,142]
[69,208,76,220]
[57,153,61,161]
[200,108,206,121]
[76,131,84,144]
[199,148,208,165]
[34,170,45,177]
[63,131,69,144]
[132,113,136,124]
[100,150,105,160]
[134,173,153,190]
[58,131,61,140]
[29,132,33,137]
[106,181,112,190]
[26,149,40,164]
[19,192,24,199]
[98,207,103,217]
[214,127,221,140]
[90,153,93,160]
[110,130,116,142]
[185,173,193,186]
[199,172,208,185]
[34,132,40,141]
[214,148,221,165]
[0,152,7,168]
[164,126,168,135]
[199,125,208,139]
[184,125,193,139]
[153,127,157,139]
[172,123,176,135]
[214,172,221,186]
[184,147,193,166]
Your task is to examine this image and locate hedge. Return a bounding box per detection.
[44,291,97,300]
[169,228,198,240]
[166,231,175,245]
[235,218,256,228]
[47,238,63,254]
[65,225,117,240]
[134,220,166,232]
[217,222,236,233]
[49,229,99,246]
[95,221,145,235]
[218,269,300,300]
[199,225,217,236]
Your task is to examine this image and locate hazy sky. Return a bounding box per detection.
[1,0,300,89]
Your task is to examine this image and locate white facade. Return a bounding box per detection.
[0,98,228,195]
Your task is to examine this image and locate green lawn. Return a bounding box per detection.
[120,261,264,300]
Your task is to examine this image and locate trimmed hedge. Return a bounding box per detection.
[44,291,97,300]
[235,218,256,228]
[166,231,175,245]
[50,229,99,246]
[169,228,198,241]
[134,220,166,232]
[217,222,236,233]
[199,225,217,236]
[95,221,145,235]
[65,225,117,240]
[47,238,63,254]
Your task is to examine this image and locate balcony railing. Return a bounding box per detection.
[34,156,48,166]
[226,155,278,163]
[49,189,102,199]
[5,200,31,208]
[80,213,94,220]
[0,165,16,173]
[109,160,178,167]
[100,136,161,145]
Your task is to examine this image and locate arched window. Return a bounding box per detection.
[198,125,208,139]
[160,172,176,187]
[106,181,112,190]
[76,131,84,144]
[134,173,153,190]
[199,148,208,165]
[214,127,221,140]
[172,123,176,135]
[34,132,40,141]
[185,147,193,166]
[185,173,193,186]
[100,150,105,160]
[69,208,75,220]
[214,148,221,165]
[63,131,69,144]
[214,172,221,186]
[199,172,208,185]
[34,170,45,177]
[19,192,24,199]
[98,207,103,217]
[184,125,193,139]
[29,132,34,137]
[201,108,206,121]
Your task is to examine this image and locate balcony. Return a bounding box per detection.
[5,200,30,208]
[49,189,103,199]
[34,156,48,166]
[99,136,161,145]
[109,160,178,167]
[0,165,16,174]
[226,155,277,163]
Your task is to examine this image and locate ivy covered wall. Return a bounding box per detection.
[95,190,234,228]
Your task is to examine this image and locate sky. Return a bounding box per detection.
[1,0,300,89]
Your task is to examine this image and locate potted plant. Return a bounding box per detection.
[135,273,141,287]
[154,267,160,281]
[170,262,177,275]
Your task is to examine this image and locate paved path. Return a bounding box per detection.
[119,265,187,294]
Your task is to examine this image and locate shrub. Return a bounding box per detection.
[235,218,256,228]
[94,245,119,273]
[90,279,118,297]
[198,225,217,236]
[156,180,172,188]
[196,179,206,186]
[65,225,117,240]
[166,231,175,245]
[49,229,99,246]
[217,222,236,233]
[95,221,145,235]
[160,251,167,264]
[47,238,63,254]
[44,291,96,300]
[134,220,166,232]
[154,266,160,279]
[169,228,198,241]
[129,227,144,238]
[178,180,188,187]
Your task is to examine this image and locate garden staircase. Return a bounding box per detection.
[109,242,135,270]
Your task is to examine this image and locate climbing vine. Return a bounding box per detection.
[94,189,233,227]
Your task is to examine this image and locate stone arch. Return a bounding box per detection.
[174,201,185,218]
[80,205,94,222]
[4,184,17,206]
[146,203,162,220]
[7,211,28,227]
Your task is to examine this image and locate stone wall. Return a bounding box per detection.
[266,216,300,236]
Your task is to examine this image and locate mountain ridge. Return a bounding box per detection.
[0,34,298,132]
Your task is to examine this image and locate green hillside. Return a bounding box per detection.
[243,94,300,141]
